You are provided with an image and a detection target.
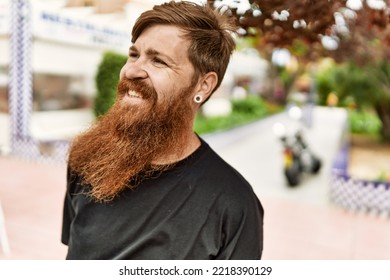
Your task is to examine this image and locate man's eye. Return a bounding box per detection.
[153,57,167,66]
[129,53,138,60]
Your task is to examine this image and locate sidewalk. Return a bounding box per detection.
[0,157,67,259]
[1,106,390,259]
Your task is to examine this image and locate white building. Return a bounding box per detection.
[0,0,165,112]
[0,0,164,153]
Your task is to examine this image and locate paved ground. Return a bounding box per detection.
[1,106,390,260]
[204,106,346,207]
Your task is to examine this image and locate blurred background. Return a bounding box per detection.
[0,0,390,260]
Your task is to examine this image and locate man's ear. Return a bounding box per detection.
[195,72,218,102]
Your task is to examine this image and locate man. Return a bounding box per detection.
[62,0,263,260]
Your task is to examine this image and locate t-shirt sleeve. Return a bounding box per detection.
[216,190,264,260]
[61,168,76,245]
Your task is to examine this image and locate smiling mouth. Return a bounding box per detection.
[127,90,142,99]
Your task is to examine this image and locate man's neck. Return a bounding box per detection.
[151,130,200,165]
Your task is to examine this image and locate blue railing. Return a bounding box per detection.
[330,138,390,215]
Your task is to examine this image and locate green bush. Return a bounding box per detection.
[94,51,127,117]
[195,96,278,135]
[232,95,268,116]
[348,109,382,136]
[315,62,384,108]
[316,67,336,106]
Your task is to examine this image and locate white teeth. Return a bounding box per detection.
[127,90,141,98]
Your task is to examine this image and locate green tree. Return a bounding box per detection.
[208,0,390,141]
[94,51,127,117]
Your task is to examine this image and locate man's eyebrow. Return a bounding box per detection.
[146,48,176,65]
[129,45,137,54]
[146,49,175,65]
[128,45,177,65]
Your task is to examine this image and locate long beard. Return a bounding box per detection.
[68,78,194,202]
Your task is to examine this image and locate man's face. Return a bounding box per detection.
[68,25,201,201]
[119,24,197,109]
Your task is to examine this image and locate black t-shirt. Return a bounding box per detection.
[62,138,263,259]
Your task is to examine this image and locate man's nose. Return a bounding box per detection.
[120,61,148,80]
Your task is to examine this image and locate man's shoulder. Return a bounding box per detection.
[196,139,250,181]
[191,140,258,201]
[195,141,263,233]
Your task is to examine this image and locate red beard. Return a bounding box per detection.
[68,78,195,202]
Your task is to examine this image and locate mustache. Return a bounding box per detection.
[117,78,158,102]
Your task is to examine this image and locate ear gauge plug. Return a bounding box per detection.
[194,95,203,103]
